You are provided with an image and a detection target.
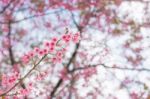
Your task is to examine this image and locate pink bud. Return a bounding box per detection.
[52,37,58,42]
[34,47,40,53]
[44,41,50,47]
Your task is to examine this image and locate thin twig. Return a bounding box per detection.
[0,0,14,14]
[0,9,64,24]
[70,63,150,72]
[0,55,47,97]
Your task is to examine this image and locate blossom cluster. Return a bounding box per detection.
[0,32,80,98]
[1,71,20,87]
[21,32,80,64]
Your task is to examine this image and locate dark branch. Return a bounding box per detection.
[0,0,13,14]
[0,9,64,24]
[70,63,150,72]
[50,12,82,98]
[7,20,26,98]
[0,55,47,97]
[7,21,15,65]
[50,41,80,98]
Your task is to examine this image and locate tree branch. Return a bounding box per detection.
[7,21,15,65]
[0,55,47,97]
[0,0,14,14]
[70,63,150,72]
[50,12,82,98]
[0,9,64,24]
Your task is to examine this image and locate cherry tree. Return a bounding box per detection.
[0,0,150,99]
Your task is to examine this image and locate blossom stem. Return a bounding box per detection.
[0,55,47,97]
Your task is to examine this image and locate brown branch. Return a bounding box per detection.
[0,55,47,97]
[101,64,150,72]
[0,9,64,24]
[0,0,14,14]
[70,63,150,72]
[68,74,75,99]
[50,41,80,98]
[50,12,82,98]
[7,21,26,99]
[7,21,15,65]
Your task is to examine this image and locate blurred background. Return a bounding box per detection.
[0,0,150,99]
